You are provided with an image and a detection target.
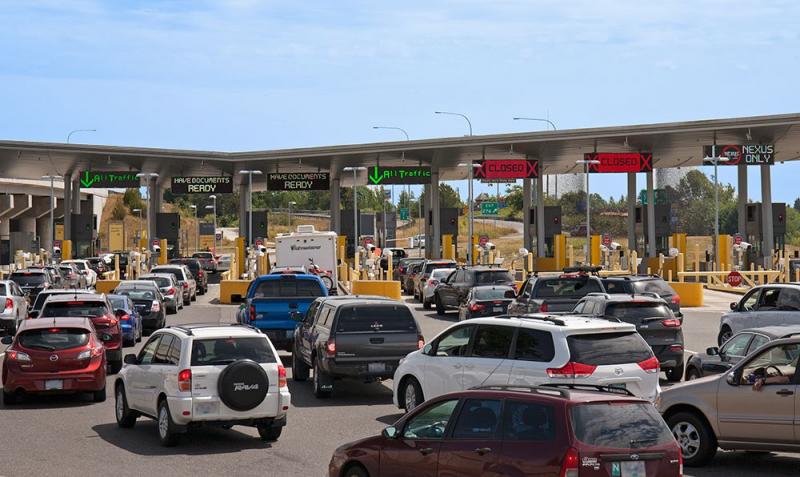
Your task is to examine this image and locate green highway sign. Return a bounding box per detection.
[79,171,140,188]
[481,201,499,216]
[399,208,409,220]
[368,166,431,185]
[638,188,668,205]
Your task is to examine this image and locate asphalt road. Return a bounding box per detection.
[1,287,799,477]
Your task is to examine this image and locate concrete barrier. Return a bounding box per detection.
[351,280,402,300]
[667,282,704,307]
[95,280,121,294]
[219,280,252,304]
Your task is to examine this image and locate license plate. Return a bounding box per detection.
[45,379,63,390]
[609,383,627,390]
[195,402,219,416]
[493,306,504,313]
[368,363,386,373]
[621,460,646,477]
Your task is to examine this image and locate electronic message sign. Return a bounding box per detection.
[583,153,653,173]
[473,159,539,180]
[171,176,233,194]
[79,171,140,188]
[702,144,775,166]
[367,166,431,185]
[267,172,330,191]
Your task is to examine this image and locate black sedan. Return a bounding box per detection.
[457,285,516,321]
[684,325,800,380]
[112,282,166,333]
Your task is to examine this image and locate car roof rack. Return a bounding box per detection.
[513,314,566,326]
[562,266,602,275]
[540,383,635,397]
[472,385,570,398]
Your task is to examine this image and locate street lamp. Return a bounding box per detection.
[238,170,263,248]
[372,126,410,141]
[135,172,159,249]
[189,205,198,254]
[458,162,483,264]
[372,125,412,248]
[41,175,62,258]
[288,201,297,231]
[434,111,473,136]
[575,159,601,264]
[514,117,558,197]
[132,208,143,244]
[66,129,96,144]
[342,167,367,254]
[704,147,731,267]
[206,194,217,254]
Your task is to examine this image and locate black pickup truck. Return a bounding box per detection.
[291,296,423,398]
[509,271,605,314]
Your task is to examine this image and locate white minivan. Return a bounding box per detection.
[393,314,660,412]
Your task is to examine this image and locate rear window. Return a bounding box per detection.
[71,262,87,270]
[533,278,602,298]
[424,262,455,274]
[567,332,652,365]
[571,402,673,449]
[117,289,157,301]
[41,301,109,318]
[630,279,674,296]
[253,277,325,298]
[172,261,199,272]
[10,273,46,286]
[192,253,213,259]
[605,303,671,321]
[108,296,129,310]
[473,287,515,301]
[335,305,418,333]
[144,277,171,287]
[33,292,68,311]
[474,270,513,284]
[154,268,183,280]
[0,284,6,295]
[191,337,276,365]
[19,328,90,351]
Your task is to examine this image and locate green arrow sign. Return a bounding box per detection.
[481,202,499,216]
[80,171,141,188]
[368,166,431,185]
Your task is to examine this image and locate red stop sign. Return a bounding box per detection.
[734,234,742,246]
[727,271,743,287]
[479,235,489,247]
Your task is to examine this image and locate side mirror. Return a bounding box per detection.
[730,302,738,311]
[1,336,13,345]
[291,311,304,322]
[706,347,719,356]
[124,354,138,365]
[422,343,433,356]
[382,426,399,439]
[725,371,738,386]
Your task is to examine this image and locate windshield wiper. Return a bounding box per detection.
[27,344,56,351]
[205,359,237,365]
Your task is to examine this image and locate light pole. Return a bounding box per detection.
[459,163,483,264]
[238,170,263,248]
[575,159,600,264]
[206,194,217,254]
[189,205,198,254]
[132,208,143,245]
[343,167,367,254]
[434,111,473,136]
[372,126,410,141]
[704,147,730,267]
[135,172,159,250]
[41,175,62,258]
[372,125,413,246]
[288,201,296,231]
[66,129,96,143]
[514,117,558,197]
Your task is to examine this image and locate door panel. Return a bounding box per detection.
[460,325,514,390]
[438,398,503,477]
[422,326,474,398]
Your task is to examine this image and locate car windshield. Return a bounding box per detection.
[605,303,672,323]
[475,270,514,284]
[117,289,157,301]
[571,402,673,449]
[567,332,652,365]
[191,337,276,365]
[172,261,199,272]
[108,296,129,310]
[70,262,87,270]
[335,305,418,333]
[18,328,90,351]
[253,278,324,298]
[533,278,602,298]
[41,301,108,318]
[10,273,46,286]
[473,287,515,301]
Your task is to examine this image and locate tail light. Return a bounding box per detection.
[6,350,31,363]
[325,339,336,357]
[183,282,189,290]
[167,287,176,295]
[638,356,660,374]
[559,447,579,477]
[469,303,486,312]
[427,279,439,287]
[178,369,192,392]
[670,344,684,352]
[672,295,681,305]
[78,345,104,360]
[4,298,12,310]
[249,304,256,321]
[539,302,549,313]
[119,313,131,321]
[151,301,161,312]
[662,318,681,327]
[278,365,287,388]
[105,315,119,326]
[547,362,596,379]
[417,334,425,350]
[198,270,204,277]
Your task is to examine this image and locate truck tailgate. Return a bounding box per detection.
[334,331,419,361]
[251,297,314,330]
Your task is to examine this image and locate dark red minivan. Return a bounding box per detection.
[2,317,107,404]
[329,385,682,477]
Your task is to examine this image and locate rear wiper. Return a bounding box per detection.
[629,438,657,447]
[206,359,237,365]
[28,344,56,351]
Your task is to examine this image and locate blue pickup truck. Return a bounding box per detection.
[237,273,328,351]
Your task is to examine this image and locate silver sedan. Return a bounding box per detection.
[0,280,29,335]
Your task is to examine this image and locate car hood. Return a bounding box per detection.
[658,374,720,409]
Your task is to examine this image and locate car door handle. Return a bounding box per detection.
[474,447,493,455]
[418,447,435,456]
[776,389,794,396]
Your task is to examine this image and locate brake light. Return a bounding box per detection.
[278,365,287,388]
[547,362,596,379]
[4,298,11,310]
[151,301,161,312]
[662,319,681,327]
[198,270,204,277]
[178,369,192,392]
[672,295,681,305]
[167,287,176,295]
[249,304,256,321]
[559,447,579,477]
[6,350,31,363]
[78,346,104,360]
[638,356,660,374]
[120,313,130,321]
[183,282,189,289]
[539,302,549,313]
[105,315,118,326]
[469,303,486,312]
[427,279,439,287]
[670,344,684,352]
[417,334,425,350]
[325,339,336,357]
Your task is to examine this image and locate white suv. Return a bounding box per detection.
[114,324,290,446]
[393,314,660,412]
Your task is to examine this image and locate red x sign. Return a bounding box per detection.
[584,153,653,173]
[473,159,539,179]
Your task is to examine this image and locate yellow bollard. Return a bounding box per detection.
[442,234,453,260]
[159,239,168,265]
[114,254,120,281]
[677,253,685,282]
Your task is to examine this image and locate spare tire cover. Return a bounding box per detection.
[217,359,269,412]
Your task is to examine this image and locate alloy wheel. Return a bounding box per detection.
[672,421,701,459]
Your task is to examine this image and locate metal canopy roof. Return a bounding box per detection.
[1,112,799,185]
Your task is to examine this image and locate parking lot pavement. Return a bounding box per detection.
[1,285,799,476]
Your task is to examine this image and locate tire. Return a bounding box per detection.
[292,351,309,382]
[423,299,431,310]
[435,294,445,315]
[400,377,424,412]
[115,384,138,428]
[109,359,122,375]
[218,360,269,411]
[257,424,283,441]
[313,360,332,398]
[718,326,732,346]
[685,367,702,381]
[157,400,180,447]
[666,362,684,383]
[93,386,107,403]
[342,464,369,477]
[667,412,717,467]
[191,292,197,302]
[2,389,18,405]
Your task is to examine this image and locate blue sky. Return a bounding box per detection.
[2,0,800,203]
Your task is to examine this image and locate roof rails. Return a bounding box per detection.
[472,385,569,398]
[473,383,636,398]
[513,314,567,326]
[585,292,612,299]
[167,323,264,336]
[562,266,602,276]
[540,383,635,397]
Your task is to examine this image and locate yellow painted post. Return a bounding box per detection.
[159,239,168,265]
[114,254,120,281]
[62,240,73,260]
[717,235,731,271]
[554,234,565,270]
[442,234,453,260]
[567,243,574,268]
[590,235,601,266]
[471,235,479,265]
[667,270,672,282]
[387,254,393,281]
[527,253,533,277]
[677,253,685,282]
[236,237,245,279]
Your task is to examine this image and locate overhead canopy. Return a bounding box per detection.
[1,112,799,185]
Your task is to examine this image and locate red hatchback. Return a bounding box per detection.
[329,385,682,477]
[2,317,107,404]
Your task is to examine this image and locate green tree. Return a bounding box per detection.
[111,200,127,220]
[417,183,463,212]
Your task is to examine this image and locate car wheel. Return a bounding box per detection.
[685,367,702,381]
[313,360,332,399]
[92,385,107,403]
[665,362,684,383]
[292,351,309,381]
[435,294,445,315]
[257,424,282,441]
[191,293,197,302]
[668,412,717,467]
[718,327,732,346]
[157,400,180,447]
[423,298,431,310]
[2,389,18,405]
[115,385,137,427]
[342,464,369,477]
[109,359,123,375]
[401,377,423,412]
